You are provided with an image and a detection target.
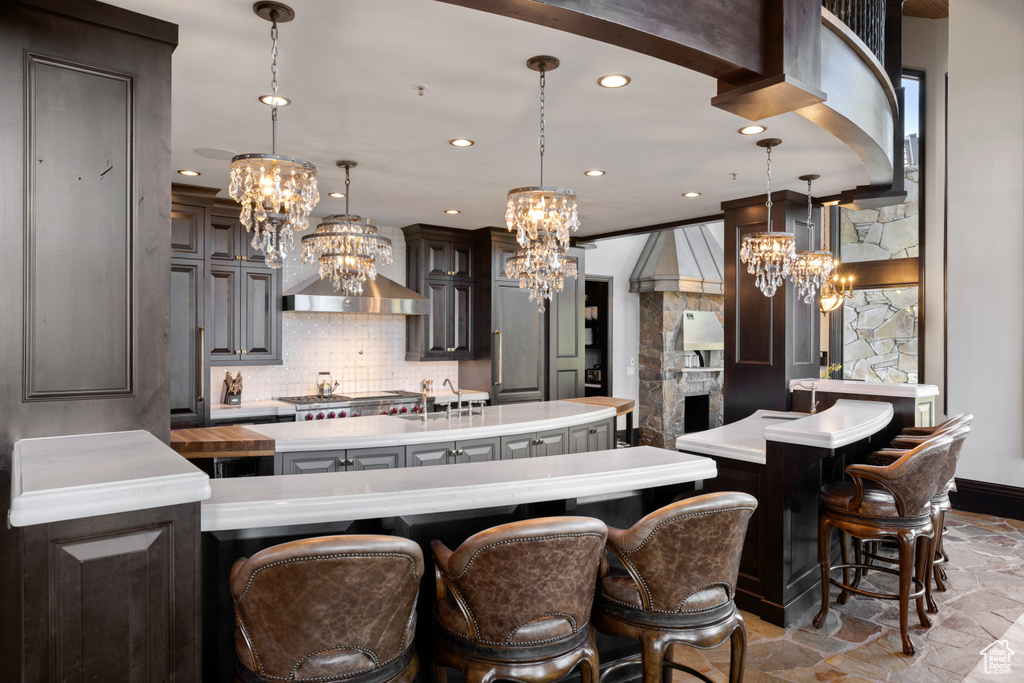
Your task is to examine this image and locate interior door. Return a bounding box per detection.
[492,281,546,404]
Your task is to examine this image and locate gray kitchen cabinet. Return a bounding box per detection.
[348,446,406,470]
[548,246,586,400]
[569,419,614,453]
[533,428,568,457]
[170,258,207,428]
[408,442,454,467]
[171,202,206,259]
[278,450,346,475]
[500,433,534,460]
[454,436,499,463]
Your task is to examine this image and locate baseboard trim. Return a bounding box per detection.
[949,478,1024,521]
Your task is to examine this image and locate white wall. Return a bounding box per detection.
[946,0,1024,486]
[214,223,459,401]
[584,234,649,430]
[903,17,949,410]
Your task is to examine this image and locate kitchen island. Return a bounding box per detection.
[676,400,896,627]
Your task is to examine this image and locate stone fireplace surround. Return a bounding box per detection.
[638,291,724,448]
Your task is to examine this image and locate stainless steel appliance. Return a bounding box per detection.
[278,390,431,421]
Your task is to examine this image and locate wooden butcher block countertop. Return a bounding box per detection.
[170,426,275,459]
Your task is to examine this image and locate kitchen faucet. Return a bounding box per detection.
[442,378,465,417]
[791,381,819,414]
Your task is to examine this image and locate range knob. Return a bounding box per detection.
[304,413,314,421]
[328,411,336,419]
[412,405,420,413]
[399,406,408,414]
[352,412,360,418]
[339,411,347,418]
[316,412,325,420]
[390,407,398,414]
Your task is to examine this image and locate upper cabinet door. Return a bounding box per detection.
[206,265,241,361]
[452,242,474,279]
[450,281,474,358]
[170,260,205,427]
[171,203,205,258]
[208,212,242,263]
[239,266,280,362]
[423,279,451,358]
[425,240,452,276]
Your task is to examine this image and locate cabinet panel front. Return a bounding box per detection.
[425,279,449,355]
[208,214,239,262]
[170,261,204,425]
[241,267,275,358]
[208,267,239,358]
[500,434,533,460]
[171,204,204,257]
[451,282,473,355]
[494,282,545,402]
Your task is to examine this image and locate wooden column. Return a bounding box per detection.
[723,190,820,423]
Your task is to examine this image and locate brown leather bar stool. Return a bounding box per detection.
[430,516,607,683]
[591,492,757,683]
[813,434,955,655]
[869,420,972,612]
[230,535,424,683]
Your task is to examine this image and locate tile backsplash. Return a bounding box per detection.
[213,222,459,401]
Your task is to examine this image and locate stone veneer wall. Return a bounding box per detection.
[841,166,920,261]
[639,291,724,448]
[842,287,919,382]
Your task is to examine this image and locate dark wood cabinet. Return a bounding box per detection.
[403,225,475,361]
[171,203,206,258]
[170,259,207,428]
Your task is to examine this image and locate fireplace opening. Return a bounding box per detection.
[684,393,710,433]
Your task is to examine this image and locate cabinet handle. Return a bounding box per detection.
[342,458,352,467]
[241,255,248,261]
[197,326,205,403]
[494,330,502,386]
[241,349,247,355]
[590,427,597,434]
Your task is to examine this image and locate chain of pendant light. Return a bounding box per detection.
[270,15,279,153]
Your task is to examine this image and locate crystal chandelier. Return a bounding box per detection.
[791,174,835,303]
[740,139,795,296]
[505,56,580,311]
[228,2,318,269]
[819,263,854,313]
[301,161,393,294]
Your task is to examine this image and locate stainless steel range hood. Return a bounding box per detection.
[282,274,429,315]
[629,224,724,294]
[678,310,724,351]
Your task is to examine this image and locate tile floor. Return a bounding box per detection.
[666,509,1024,682]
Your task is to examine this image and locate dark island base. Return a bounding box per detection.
[202,484,693,682]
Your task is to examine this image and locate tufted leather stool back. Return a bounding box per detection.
[841,434,955,518]
[432,516,607,649]
[230,535,424,683]
[601,491,757,616]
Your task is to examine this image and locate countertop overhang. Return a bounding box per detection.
[789,379,939,398]
[201,446,716,532]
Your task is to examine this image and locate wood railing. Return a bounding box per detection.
[822,0,886,64]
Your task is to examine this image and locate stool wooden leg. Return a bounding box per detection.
[915,536,932,627]
[838,531,852,605]
[579,631,600,683]
[432,662,448,683]
[728,620,747,683]
[640,633,668,683]
[925,511,942,613]
[934,510,949,592]
[813,515,833,629]
[897,533,917,655]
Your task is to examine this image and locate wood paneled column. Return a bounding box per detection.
[723,191,820,422]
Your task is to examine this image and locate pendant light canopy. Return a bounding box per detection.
[300,161,393,294]
[739,138,795,297]
[505,56,580,312]
[791,174,835,303]
[228,2,319,269]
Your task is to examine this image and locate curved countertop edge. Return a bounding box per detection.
[675,410,801,465]
[10,430,211,528]
[250,403,617,453]
[789,378,939,398]
[764,399,894,449]
[201,447,717,532]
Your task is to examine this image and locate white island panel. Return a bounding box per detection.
[249,401,616,452]
[10,430,211,527]
[202,446,715,532]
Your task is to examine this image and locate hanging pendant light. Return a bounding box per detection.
[228,2,319,269]
[505,56,580,312]
[791,174,835,303]
[739,138,795,297]
[300,161,393,294]
[819,262,854,313]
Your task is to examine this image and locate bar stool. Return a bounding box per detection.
[591,492,757,683]
[430,516,607,683]
[869,420,971,612]
[230,535,423,683]
[813,434,955,655]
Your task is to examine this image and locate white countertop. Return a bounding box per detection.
[10,430,211,527]
[764,399,893,449]
[675,410,807,465]
[210,399,295,421]
[201,446,717,532]
[249,401,616,452]
[789,378,939,398]
[676,399,894,463]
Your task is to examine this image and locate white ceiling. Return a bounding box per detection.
[111,0,870,237]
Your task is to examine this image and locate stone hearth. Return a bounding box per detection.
[639,291,724,448]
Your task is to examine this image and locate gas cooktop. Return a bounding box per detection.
[278,390,422,406]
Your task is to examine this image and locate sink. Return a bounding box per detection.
[397,412,452,421]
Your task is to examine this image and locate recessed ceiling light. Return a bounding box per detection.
[449,139,474,147]
[739,125,767,135]
[597,74,631,88]
[584,170,605,177]
[328,192,346,198]
[259,94,291,106]
[178,169,201,177]
[682,192,701,198]
[444,209,461,215]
